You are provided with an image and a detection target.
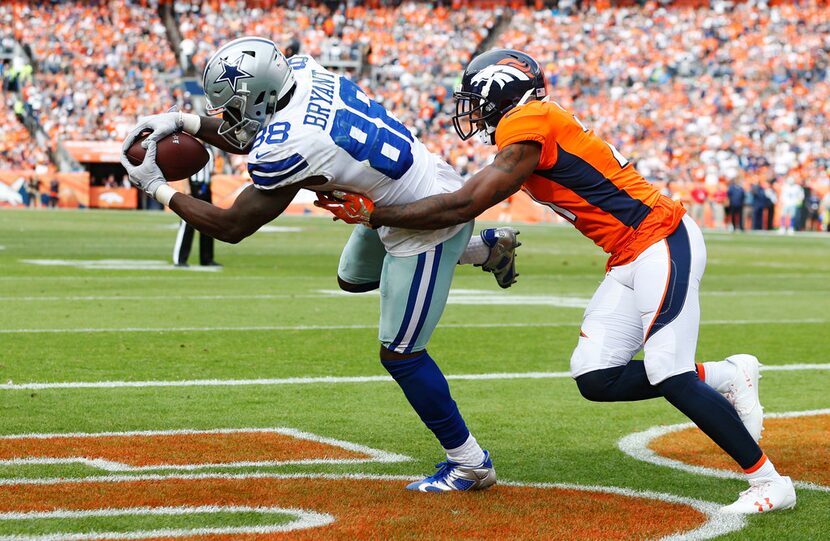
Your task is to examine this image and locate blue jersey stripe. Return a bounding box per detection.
[537,145,652,229]
[404,244,443,354]
[390,252,426,352]
[248,153,304,174]
[250,160,309,187]
[646,221,691,341]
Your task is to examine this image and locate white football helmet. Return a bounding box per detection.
[203,36,295,149]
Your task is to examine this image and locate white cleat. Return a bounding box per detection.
[723,354,764,442]
[721,476,796,514]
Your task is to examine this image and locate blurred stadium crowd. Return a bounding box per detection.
[2,0,830,231]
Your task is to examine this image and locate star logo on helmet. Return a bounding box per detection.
[214,56,253,91]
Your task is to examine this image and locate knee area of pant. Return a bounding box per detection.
[575,372,611,402]
[337,275,379,293]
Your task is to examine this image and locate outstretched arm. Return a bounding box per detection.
[371,141,541,230]
[169,183,301,244]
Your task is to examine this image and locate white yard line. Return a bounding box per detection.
[0,289,821,302]
[1,365,827,392]
[0,472,745,541]
[0,372,572,391]
[0,290,593,308]
[0,294,340,302]
[1,318,827,334]
[617,409,830,492]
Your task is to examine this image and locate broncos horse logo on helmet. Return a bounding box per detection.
[453,49,547,145]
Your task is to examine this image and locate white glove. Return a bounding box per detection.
[121,112,183,156]
[120,139,166,199]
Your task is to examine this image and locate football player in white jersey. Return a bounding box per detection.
[121,37,512,492]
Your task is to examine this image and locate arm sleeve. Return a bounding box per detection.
[248,130,339,190]
[248,151,312,190]
[495,102,559,170]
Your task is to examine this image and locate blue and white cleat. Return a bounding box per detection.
[479,227,520,289]
[406,450,496,492]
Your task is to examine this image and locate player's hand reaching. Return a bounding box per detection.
[121,112,183,156]
[314,191,375,226]
[120,139,166,198]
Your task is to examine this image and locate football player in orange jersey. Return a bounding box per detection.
[316,49,796,513]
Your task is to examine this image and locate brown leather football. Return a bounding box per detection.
[126,131,210,181]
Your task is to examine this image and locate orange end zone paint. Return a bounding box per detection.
[650,414,830,487]
[0,477,706,540]
[0,432,369,467]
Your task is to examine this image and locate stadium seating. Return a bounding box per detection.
[3,0,180,143]
[0,93,50,171]
[0,0,827,228]
[498,2,830,215]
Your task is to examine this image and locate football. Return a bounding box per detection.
[125,131,210,181]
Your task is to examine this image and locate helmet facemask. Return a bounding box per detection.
[452,49,548,146]
[452,91,502,145]
[206,92,263,150]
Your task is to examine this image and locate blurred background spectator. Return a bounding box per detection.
[0,0,827,230]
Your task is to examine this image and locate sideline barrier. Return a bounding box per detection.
[0,171,90,208]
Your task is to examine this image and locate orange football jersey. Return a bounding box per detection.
[495,99,685,270]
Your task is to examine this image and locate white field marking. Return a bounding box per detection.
[757,363,830,372]
[705,229,830,238]
[617,409,830,493]
[0,289,819,303]
[319,289,592,308]
[0,472,745,540]
[160,224,303,233]
[0,272,826,283]
[1,318,828,335]
[259,225,304,233]
[21,260,221,272]
[0,293,347,302]
[0,372,574,391]
[0,506,333,541]
[2,364,826,392]
[699,290,806,297]
[0,427,411,471]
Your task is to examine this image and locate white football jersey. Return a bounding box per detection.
[246,55,465,256]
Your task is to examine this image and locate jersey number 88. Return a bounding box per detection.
[330,78,415,180]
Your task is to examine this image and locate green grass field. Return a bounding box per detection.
[1,208,828,540]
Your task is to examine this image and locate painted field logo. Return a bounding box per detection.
[0,428,407,471]
[0,428,744,540]
[619,409,830,492]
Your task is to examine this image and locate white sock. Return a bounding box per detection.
[746,454,781,482]
[701,360,737,393]
[458,235,488,265]
[445,433,485,466]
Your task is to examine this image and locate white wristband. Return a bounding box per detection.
[179,113,201,135]
[154,184,177,206]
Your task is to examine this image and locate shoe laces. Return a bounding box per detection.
[739,478,774,498]
[430,460,458,481]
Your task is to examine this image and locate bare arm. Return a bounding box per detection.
[168,178,324,243]
[370,141,542,230]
